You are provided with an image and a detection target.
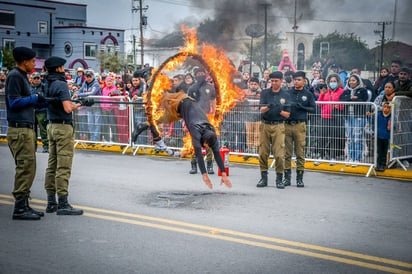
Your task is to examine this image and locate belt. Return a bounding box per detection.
[49,120,73,126]
[262,120,283,125]
[285,120,306,125]
[8,121,34,129]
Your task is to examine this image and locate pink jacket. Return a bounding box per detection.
[317,87,344,119]
[277,50,297,72]
[100,85,118,111]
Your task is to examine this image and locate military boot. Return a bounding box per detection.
[276,173,285,189]
[25,197,44,217]
[12,198,41,220]
[56,195,83,216]
[46,194,58,213]
[283,169,291,186]
[207,160,214,174]
[189,160,197,174]
[296,170,305,188]
[256,171,268,187]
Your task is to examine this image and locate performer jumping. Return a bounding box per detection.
[133,90,232,189]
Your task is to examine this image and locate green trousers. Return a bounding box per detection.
[35,111,48,149]
[7,127,36,199]
[44,124,75,197]
[258,122,285,173]
[284,122,307,170]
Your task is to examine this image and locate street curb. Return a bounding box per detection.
[1,138,410,181]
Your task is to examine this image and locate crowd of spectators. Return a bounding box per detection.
[1,58,411,169]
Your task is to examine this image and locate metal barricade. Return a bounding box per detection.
[388,96,412,170]
[73,95,131,150]
[307,101,377,176]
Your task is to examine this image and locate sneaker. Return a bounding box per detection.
[314,161,320,166]
[351,160,359,167]
[329,158,336,166]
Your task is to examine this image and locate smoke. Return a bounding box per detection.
[183,0,317,48]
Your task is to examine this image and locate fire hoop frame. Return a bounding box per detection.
[145,52,222,133]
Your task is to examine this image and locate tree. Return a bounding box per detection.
[240,32,283,74]
[308,31,373,71]
[0,47,15,71]
[97,52,128,73]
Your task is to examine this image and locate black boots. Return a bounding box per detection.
[57,195,83,215]
[12,197,42,220]
[276,173,285,189]
[207,160,214,174]
[283,169,291,186]
[296,170,304,187]
[46,194,58,213]
[256,171,268,187]
[189,160,197,174]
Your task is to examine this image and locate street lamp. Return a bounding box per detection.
[245,24,264,76]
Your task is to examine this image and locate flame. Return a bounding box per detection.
[149,26,239,155]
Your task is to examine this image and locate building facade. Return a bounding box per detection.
[0,0,125,71]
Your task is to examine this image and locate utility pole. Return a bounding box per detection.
[132,0,148,67]
[392,0,398,40]
[132,35,136,65]
[375,21,391,72]
[259,3,271,70]
[292,0,298,66]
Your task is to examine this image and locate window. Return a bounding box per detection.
[3,39,15,50]
[0,10,15,29]
[38,21,48,34]
[84,43,97,59]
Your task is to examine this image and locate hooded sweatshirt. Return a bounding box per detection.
[317,73,344,119]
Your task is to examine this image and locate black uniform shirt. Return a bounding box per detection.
[46,72,72,122]
[187,79,216,114]
[259,88,291,122]
[5,67,36,124]
[288,87,316,121]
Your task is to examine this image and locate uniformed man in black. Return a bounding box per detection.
[187,67,216,175]
[44,56,83,215]
[257,71,291,189]
[5,47,46,220]
[284,71,316,187]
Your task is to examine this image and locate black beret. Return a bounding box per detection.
[293,71,306,79]
[12,47,36,62]
[249,77,259,84]
[269,71,283,79]
[45,56,66,70]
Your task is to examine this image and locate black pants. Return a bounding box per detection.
[377,138,389,167]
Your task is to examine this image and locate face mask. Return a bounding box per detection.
[195,75,206,83]
[329,82,338,90]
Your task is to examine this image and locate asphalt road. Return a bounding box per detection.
[0,144,411,274]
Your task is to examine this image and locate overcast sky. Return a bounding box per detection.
[64,0,412,51]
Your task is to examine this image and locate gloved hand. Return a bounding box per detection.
[80,98,95,107]
[36,93,46,103]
